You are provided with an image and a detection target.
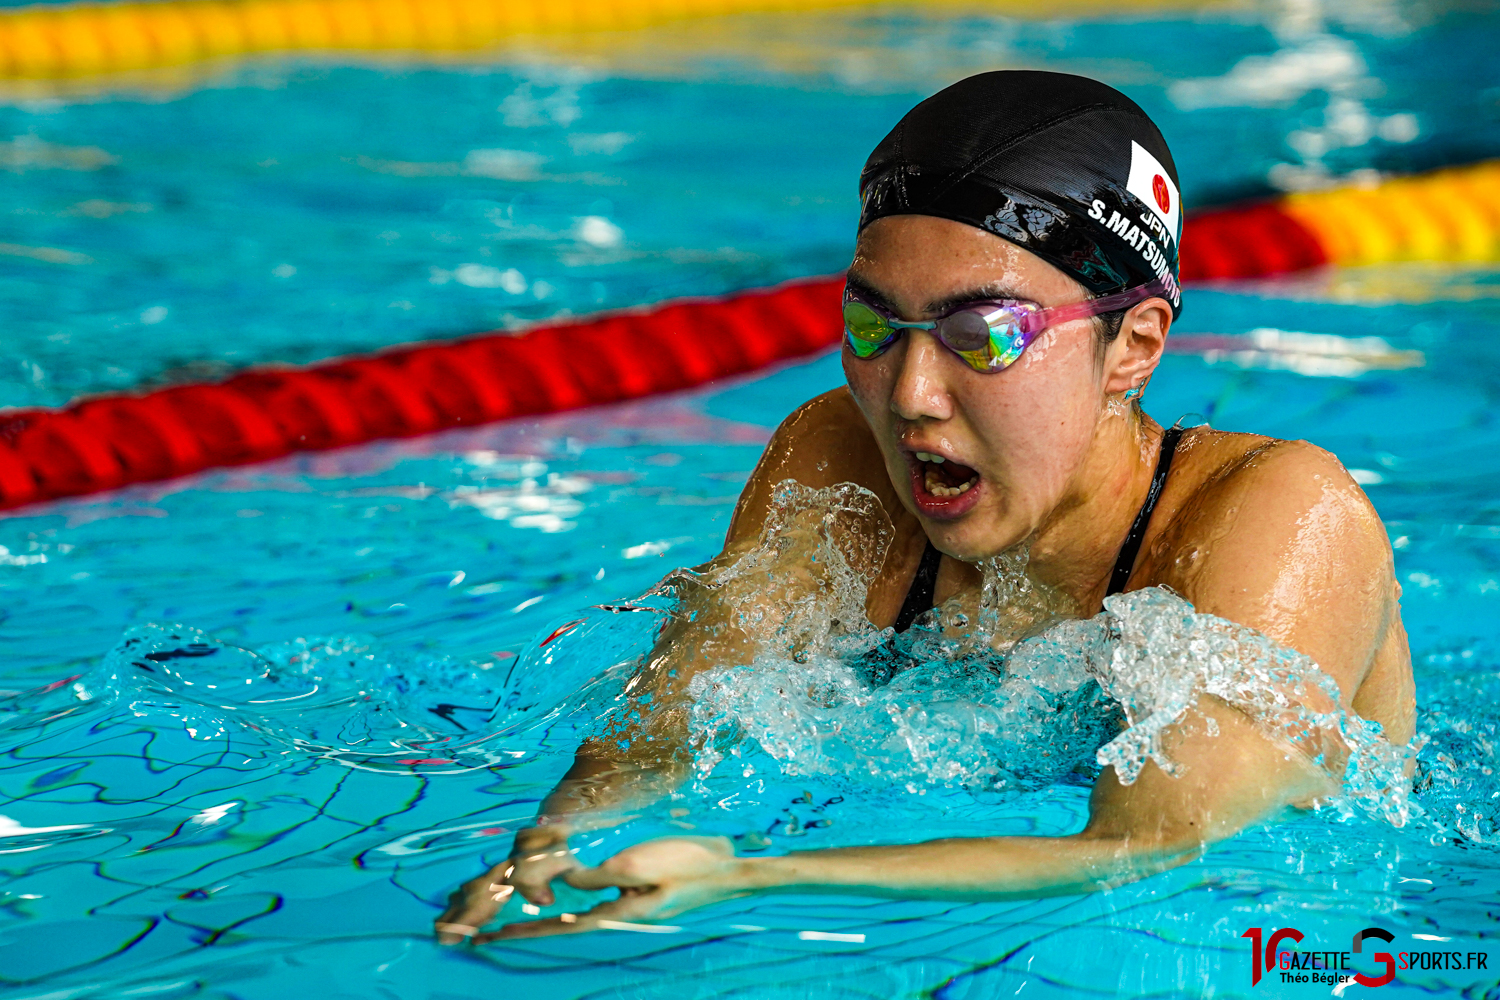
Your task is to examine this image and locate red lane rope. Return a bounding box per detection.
[1179,201,1328,281]
[0,276,845,510]
[0,199,1348,512]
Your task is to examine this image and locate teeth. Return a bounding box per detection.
[923,469,978,499]
[914,451,945,464]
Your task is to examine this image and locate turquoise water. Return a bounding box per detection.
[2,4,1500,998]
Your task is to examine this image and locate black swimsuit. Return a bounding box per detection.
[893,424,1185,632]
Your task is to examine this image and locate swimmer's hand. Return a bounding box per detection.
[433,825,581,945]
[456,702,1338,940]
[506,824,588,906]
[474,836,747,941]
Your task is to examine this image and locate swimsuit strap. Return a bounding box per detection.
[1105,424,1184,597]
[893,539,942,633]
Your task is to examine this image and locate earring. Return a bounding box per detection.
[1122,384,1143,402]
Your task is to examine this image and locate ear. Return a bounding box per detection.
[1102,297,1173,394]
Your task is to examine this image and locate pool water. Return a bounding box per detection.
[2,3,1500,998]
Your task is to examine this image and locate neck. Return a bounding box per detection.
[1026,409,1164,611]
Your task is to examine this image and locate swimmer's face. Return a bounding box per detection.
[843,215,1165,559]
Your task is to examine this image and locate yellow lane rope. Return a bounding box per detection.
[9,2,1496,275]
[0,0,1225,79]
[1282,161,1500,266]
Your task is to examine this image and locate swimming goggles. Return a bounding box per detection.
[842,276,1171,373]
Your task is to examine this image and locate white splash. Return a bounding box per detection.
[679,482,1414,823]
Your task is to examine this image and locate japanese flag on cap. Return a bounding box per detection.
[1125,140,1180,245]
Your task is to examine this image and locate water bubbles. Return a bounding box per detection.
[1094,588,1415,826]
[663,483,1415,825]
[12,482,1419,835]
[681,535,1113,798]
[662,479,893,659]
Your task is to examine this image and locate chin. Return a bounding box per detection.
[919,507,1026,562]
[932,532,1018,563]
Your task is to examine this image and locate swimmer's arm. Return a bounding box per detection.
[733,699,1333,902]
[479,701,1330,940]
[493,391,890,888]
[1153,438,1413,743]
[715,444,1404,903]
[530,390,893,813]
[498,607,756,902]
[440,390,913,941]
[440,563,758,932]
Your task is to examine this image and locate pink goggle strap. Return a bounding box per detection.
[1018,276,1173,335]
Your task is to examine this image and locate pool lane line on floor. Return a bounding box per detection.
[0,0,1232,81]
[0,157,1496,512]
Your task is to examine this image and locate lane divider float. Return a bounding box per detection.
[1181,159,1500,280]
[0,0,1218,79]
[0,278,842,509]
[4,159,1497,510]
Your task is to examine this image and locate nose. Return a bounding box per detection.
[889,330,955,423]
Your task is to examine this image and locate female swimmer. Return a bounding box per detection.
[435,70,1415,942]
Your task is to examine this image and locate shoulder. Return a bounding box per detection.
[1164,428,1386,559]
[751,386,880,484]
[725,386,894,543]
[1151,428,1392,600]
[1141,427,1398,696]
[768,386,866,442]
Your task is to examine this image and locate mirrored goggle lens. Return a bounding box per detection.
[933,310,991,352]
[842,298,1031,371]
[842,300,893,343]
[935,309,1027,373]
[845,333,890,358]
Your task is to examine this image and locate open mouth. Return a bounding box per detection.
[914,450,980,498]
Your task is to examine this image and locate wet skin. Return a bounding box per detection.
[436,216,1416,943]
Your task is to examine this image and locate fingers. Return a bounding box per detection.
[433,861,516,945]
[561,863,639,892]
[509,845,581,906]
[434,920,480,943]
[474,893,665,942]
[436,844,584,945]
[518,883,555,907]
[474,915,587,942]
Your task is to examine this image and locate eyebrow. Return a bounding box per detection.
[845,271,1034,319]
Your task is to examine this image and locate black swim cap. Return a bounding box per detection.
[859,71,1183,316]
